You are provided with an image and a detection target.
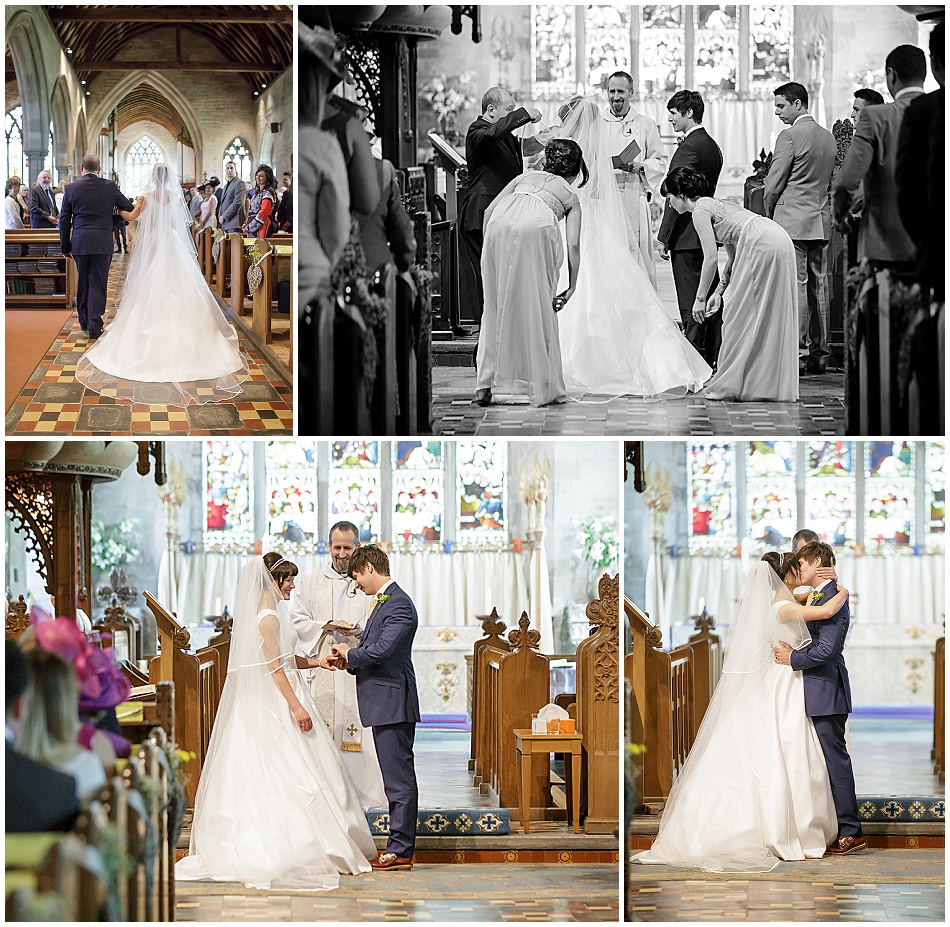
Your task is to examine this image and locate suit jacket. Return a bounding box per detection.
[358,159,416,272]
[896,88,943,293]
[59,173,133,256]
[657,127,723,251]
[763,114,836,241]
[789,580,853,717]
[832,89,925,263]
[217,176,248,232]
[459,107,533,234]
[29,182,59,228]
[346,582,421,728]
[5,740,80,833]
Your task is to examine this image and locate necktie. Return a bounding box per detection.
[46,187,57,216]
[806,591,819,606]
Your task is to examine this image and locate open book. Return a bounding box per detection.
[323,620,362,637]
[612,136,641,169]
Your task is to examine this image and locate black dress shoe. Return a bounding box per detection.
[801,358,827,375]
[474,388,492,406]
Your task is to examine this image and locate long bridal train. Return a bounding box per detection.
[76,163,249,406]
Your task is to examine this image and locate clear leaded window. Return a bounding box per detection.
[125,136,163,198]
[5,107,24,180]
[223,138,253,184]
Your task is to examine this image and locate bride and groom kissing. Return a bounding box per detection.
[177,541,421,890]
[637,530,865,872]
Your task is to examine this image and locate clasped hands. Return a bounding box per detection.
[319,642,350,671]
[692,292,722,323]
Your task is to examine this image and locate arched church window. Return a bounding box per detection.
[204,441,254,551]
[457,441,508,548]
[267,440,319,548]
[5,107,24,179]
[806,442,857,548]
[223,138,253,184]
[125,136,163,198]
[329,441,381,544]
[392,442,444,546]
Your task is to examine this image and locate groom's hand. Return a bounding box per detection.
[329,643,350,670]
[773,641,793,665]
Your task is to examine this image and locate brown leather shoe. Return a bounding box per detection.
[370,852,413,871]
[827,835,867,855]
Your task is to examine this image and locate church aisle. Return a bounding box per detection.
[5,254,293,436]
[176,862,619,922]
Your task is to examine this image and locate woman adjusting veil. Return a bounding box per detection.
[76,162,248,406]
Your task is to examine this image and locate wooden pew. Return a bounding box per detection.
[95,777,148,921]
[133,732,174,921]
[575,574,619,834]
[935,636,945,781]
[249,239,293,345]
[468,609,509,774]
[94,598,139,665]
[144,591,223,804]
[35,833,109,921]
[684,611,722,743]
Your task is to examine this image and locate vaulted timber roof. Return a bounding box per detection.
[115,82,192,144]
[44,5,292,93]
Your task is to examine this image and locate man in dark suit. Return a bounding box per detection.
[458,87,541,325]
[332,545,421,871]
[29,168,59,228]
[657,90,724,366]
[6,640,80,833]
[774,542,865,855]
[59,154,133,340]
[217,160,249,233]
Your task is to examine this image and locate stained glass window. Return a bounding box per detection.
[750,5,793,95]
[865,441,915,548]
[746,441,796,547]
[586,5,631,94]
[926,441,945,541]
[640,5,685,99]
[266,441,319,549]
[124,136,163,198]
[694,5,739,94]
[329,442,380,543]
[689,443,736,552]
[204,441,253,550]
[532,4,577,101]
[806,442,856,547]
[392,442,444,547]
[457,441,507,547]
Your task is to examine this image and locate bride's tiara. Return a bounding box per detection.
[268,556,286,570]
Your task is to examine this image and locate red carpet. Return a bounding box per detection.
[5,310,71,411]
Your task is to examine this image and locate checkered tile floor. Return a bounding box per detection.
[6,254,293,436]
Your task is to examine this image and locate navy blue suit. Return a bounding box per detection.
[789,580,862,838]
[5,740,79,833]
[59,173,133,337]
[346,581,420,858]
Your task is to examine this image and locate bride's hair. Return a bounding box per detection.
[660,166,711,200]
[543,139,589,188]
[152,163,169,186]
[263,551,298,586]
[761,551,798,581]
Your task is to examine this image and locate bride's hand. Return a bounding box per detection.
[293,704,313,732]
[555,287,575,310]
[706,293,723,316]
[837,585,850,599]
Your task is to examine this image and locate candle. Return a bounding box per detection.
[698,596,705,614]
[214,596,222,615]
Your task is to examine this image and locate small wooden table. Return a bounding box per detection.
[514,729,583,834]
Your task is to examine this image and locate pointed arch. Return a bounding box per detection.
[5,10,52,166]
[74,110,87,175]
[50,75,74,176]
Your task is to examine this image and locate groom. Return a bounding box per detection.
[773,540,866,856]
[329,544,420,871]
[60,154,133,340]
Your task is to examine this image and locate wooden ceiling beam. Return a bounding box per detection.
[74,61,285,72]
[48,8,292,24]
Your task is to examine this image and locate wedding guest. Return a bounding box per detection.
[851,88,885,122]
[5,640,79,833]
[29,168,59,227]
[189,187,203,220]
[198,183,218,229]
[832,44,927,272]
[275,157,293,233]
[5,177,26,228]
[217,161,248,233]
[474,139,587,408]
[662,166,798,402]
[244,164,278,238]
[603,71,667,288]
[16,649,107,801]
[764,81,837,375]
[323,93,379,218]
[657,90,723,366]
[358,155,416,274]
[113,180,129,253]
[458,87,541,323]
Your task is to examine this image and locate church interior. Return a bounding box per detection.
[624,439,945,920]
[310,4,943,437]
[5,438,621,920]
[5,5,293,437]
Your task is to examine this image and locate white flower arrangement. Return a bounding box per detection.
[421,72,475,121]
[574,516,619,572]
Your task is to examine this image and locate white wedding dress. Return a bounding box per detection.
[76,162,248,406]
[542,98,711,398]
[634,563,837,872]
[175,559,376,890]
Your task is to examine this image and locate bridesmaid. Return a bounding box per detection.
[661,166,799,402]
[474,139,587,407]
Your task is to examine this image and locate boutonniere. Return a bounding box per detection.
[377,594,391,604]
[810,591,825,604]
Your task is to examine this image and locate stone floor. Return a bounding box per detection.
[6,253,293,435]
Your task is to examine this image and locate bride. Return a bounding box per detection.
[634,553,849,872]
[542,97,711,398]
[175,553,376,890]
[75,162,248,406]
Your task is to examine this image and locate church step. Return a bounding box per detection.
[432,337,477,366]
[628,832,944,852]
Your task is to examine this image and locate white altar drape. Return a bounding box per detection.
[646,553,946,648]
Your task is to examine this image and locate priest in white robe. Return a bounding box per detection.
[290,521,388,809]
[603,70,667,288]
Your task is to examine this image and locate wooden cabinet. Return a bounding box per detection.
[5,229,76,309]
